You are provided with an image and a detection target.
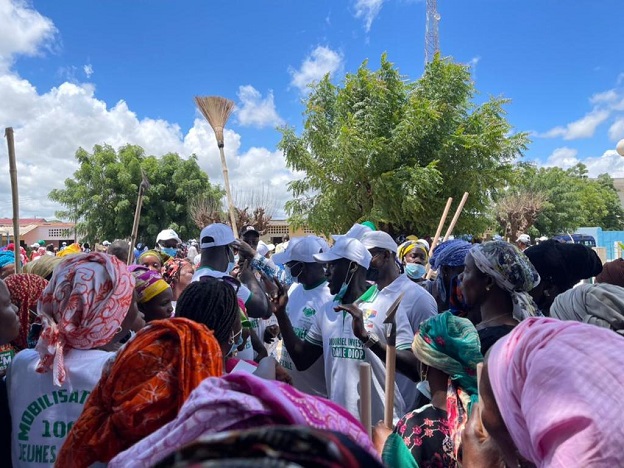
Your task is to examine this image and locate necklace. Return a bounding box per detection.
[477,312,511,329]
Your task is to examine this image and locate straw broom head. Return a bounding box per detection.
[195,96,235,148]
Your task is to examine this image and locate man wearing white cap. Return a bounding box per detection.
[360,230,437,410]
[193,223,270,319]
[331,222,373,242]
[156,228,182,258]
[275,236,405,423]
[272,236,332,397]
[516,233,531,251]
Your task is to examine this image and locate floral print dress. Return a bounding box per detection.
[393,404,456,467]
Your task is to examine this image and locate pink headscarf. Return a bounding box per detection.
[487,317,624,467]
[35,252,135,386]
[109,372,377,467]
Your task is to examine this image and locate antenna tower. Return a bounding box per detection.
[425,0,440,64]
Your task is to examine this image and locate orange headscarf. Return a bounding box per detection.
[56,317,223,468]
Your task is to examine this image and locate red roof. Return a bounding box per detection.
[0,218,47,226]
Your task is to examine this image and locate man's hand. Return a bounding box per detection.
[271,278,288,316]
[335,303,367,341]
[237,240,256,260]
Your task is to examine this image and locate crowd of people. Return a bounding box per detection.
[0,221,622,467]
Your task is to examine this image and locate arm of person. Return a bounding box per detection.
[238,267,271,319]
[249,328,268,362]
[337,304,421,382]
[273,287,323,371]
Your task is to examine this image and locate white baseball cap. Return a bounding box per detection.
[200,223,238,248]
[257,241,275,257]
[273,236,328,265]
[102,240,111,246]
[361,231,398,253]
[313,236,372,269]
[516,234,531,244]
[30,242,39,248]
[156,229,182,244]
[331,223,373,241]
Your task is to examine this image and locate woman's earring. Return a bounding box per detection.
[116,326,123,334]
[485,285,491,292]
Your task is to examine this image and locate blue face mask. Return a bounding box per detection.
[227,331,244,357]
[162,247,178,258]
[334,262,355,303]
[405,263,426,280]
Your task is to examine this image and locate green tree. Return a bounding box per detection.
[278,54,528,236]
[504,162,624,236]
[49,144,223,244]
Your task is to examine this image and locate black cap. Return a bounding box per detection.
[240,225,259,237]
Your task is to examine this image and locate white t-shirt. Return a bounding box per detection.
[192,266,252,304]
[7,348,114,467]
[378,274,437,411]
[280,281,332,397]
[306,285,407,424]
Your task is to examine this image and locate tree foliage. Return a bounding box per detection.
[278,54,528,236]
[49,144,223,244]
[500,162,624,236]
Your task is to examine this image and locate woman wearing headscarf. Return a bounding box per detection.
[5,274,48,351]
[550,283,624,335]
[397,239,429,283]
[108,371,378,467]
[129,265,174,321]
[424,240,472,313]
[462,318,624,467]
[56,318,223,468]
[0,250,17,279]
[0,275,49,375]
[6,252,139,468]
[139,249,170,272]
[524,239,602,315]
[460,240,541,354]
[382,312,482,467]
[595,258,624,287]
[22,255,63,281]
[161,257,194,303]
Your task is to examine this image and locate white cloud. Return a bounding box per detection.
[289,45,343,93]
[83,64,93,78]
[609,117,624,142]
[543,146,624,178]
[236,85,283,128]
[0,0,299,220]
[353,0,385,32]
[540,109,610,140]
[0,0,57,71]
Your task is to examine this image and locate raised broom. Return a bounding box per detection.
[195,96,239,237]
[5,128,21,274]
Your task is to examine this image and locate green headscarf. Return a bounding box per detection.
[412,311,482,395]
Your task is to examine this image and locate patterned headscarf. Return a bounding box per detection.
[161,258,193,285]
[128,265,170,303]
[469,241,541,321]
[4,274,48,351]
[550,283,624,335]
[412,312,483,459]
[56,318,223,468]
[487,318,624,466]
[108,372,377,467]
[35,252,135,386]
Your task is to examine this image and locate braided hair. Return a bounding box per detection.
[175,277,238,345]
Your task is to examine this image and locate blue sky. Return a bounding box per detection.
[1,0,623,219]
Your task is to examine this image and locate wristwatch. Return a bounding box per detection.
[362,332,380,348]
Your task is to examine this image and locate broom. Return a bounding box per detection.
[195,96,239,237]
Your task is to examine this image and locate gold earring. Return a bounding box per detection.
[485,285,491,292]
